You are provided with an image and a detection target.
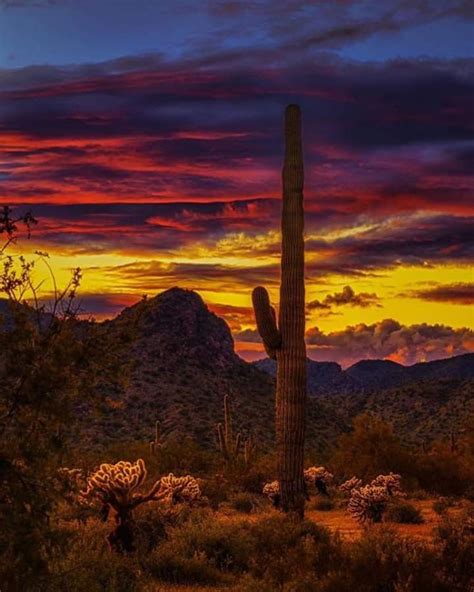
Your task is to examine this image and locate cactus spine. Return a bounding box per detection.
[252,104,307,516]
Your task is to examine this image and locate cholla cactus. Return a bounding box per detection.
[339,476,362,493]
[348,473,404,524]
[263,480,281,508]
[80,459,163,553]
[158,473,201,505]
[304,466,334,496]
[348,485,389,523]
[370,473,403,496]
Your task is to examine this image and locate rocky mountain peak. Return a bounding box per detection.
[115,287,237,370]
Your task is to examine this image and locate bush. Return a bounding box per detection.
[435,509,474,592]
[321,527,443,592]
[148,509,253,578]
[433,497,455,515]
[231,493,257,514]
[385,502,424,524]
[145,546,222,585]
[46,526,140,592]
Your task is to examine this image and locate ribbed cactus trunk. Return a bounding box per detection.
[252,104,307,516]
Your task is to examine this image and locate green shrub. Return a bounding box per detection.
[385,502,424,524]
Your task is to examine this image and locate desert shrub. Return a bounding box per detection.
[155,437,215,476]
[145,546,222,585]
[231,493,258,513]
[150,509,253,576]
[385,502,424,524]
[200,475,229,509]
[435,509,474,592]
[415,447,474,496]
[433,497,455,515]
[247,514,342,588]
[319,527,444,592]
[332,414,413,482]
[47,525,140,592]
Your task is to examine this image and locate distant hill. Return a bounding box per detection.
[80,288,344,453]
[4,289,472,451]
[254,353,474,395]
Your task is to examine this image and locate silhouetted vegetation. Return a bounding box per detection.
[1,207,472,591]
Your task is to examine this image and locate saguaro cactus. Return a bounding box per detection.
[216,394,242,460]
[150,420,164,455]
[252,104,307,516]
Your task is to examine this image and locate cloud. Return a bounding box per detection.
[308,285,381,310]
[306,318,474,367]
[408,282,474,305]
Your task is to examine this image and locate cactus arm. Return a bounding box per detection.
[216,422,228,459]
[252,286,281,358]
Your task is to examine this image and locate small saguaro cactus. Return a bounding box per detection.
[150,420,164,455]
[216,394,241,460]
[244,431,256,467]
[216,394,256,466]
[252,104,307,516]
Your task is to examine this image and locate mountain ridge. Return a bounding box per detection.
[254,353,474,394]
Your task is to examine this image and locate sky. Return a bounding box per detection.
[1,0,473,367]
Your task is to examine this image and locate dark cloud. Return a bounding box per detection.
[308,285,381,310]
[92,259,279,293]
[408,283,474,305]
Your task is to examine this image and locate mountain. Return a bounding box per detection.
[255,353,474,395]
[81,288,344,452]
[5,288,470,451]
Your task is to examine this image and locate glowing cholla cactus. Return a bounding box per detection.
[81,459,158,507]
[263,480,281,507]
[339,476,363,493]
[79,459,163,553]
[304,466,334,496]
[304,466,334,486]
[158,473,201,505]
[347,484,389,523]
[370,472,403,496]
